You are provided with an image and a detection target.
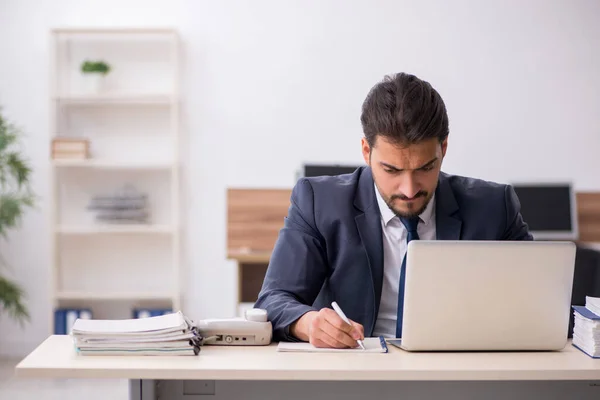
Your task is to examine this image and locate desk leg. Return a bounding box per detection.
[129,379,156,400]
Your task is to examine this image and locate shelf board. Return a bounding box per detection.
[52,159,173,170]
[55,291,174,301]
[54,94,175,105]
[52,27,177,35]
[56,224,174,235]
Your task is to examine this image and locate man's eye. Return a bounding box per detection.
[383,168,396,173]
[421,165,434,172]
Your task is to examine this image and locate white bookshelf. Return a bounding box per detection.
[55,291,173,301]
[52,159,173,169]
[55,224,174,235]
[49,28,181,331]
[54,94,174,105]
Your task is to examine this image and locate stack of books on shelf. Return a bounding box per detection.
[572,296,600,358]
[87,184,150,224]
[51,137,89,160]
[71,311,202,356]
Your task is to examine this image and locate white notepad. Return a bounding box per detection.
[277,337,388,353]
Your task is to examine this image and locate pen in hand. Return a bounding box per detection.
[331,301,366,350]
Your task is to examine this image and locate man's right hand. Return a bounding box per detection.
[290,308,365,348]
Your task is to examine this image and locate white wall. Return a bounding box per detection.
[0,0,599,357]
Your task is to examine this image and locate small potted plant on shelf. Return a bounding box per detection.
[0,107,35,326]
[80,59,111,94]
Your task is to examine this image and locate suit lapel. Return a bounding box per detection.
[353,167,383,335]
[352,169,463,334]
[435,172,462,240]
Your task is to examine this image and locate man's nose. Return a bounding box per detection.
[399,176,420,199]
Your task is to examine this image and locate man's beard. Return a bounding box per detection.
[385,190,432,219]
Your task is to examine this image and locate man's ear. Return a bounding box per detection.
[361,137,371,165]
[441,138,448,158]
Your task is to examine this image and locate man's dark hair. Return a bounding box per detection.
[360,72,449,147]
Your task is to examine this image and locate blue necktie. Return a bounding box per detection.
[396,216,420,338]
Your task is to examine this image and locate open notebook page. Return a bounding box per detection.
[277,337,388,353]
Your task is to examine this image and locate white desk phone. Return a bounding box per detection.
[196,308,273,346]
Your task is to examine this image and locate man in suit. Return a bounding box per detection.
[254,72,533,348]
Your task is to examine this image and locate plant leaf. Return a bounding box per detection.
[0,107,33,326]
[6,152,31,187]
[0,194,26,237]
[0,157,6,188]
[22,193,35,207]
[0,274,29,324]
[0,120,18,153]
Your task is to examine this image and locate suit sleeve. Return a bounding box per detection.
[254,178,329,341]
[502,185,534,241]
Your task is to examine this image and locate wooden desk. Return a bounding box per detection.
[15,336,600,400]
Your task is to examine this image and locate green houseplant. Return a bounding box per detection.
[80,60,111,75]
[0,107,35,324]
[80,60,111,94]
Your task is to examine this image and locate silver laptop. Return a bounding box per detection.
[399,241,576,351]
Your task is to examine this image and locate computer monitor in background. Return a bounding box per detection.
[302,164,361,177]
[511,183,578,240]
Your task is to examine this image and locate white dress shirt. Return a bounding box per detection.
[372,184,437,338]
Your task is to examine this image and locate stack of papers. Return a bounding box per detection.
[572,296,600,358]
[71,311,202,356]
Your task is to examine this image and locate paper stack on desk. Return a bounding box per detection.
[70,311,202,356]
[572,296,600,358]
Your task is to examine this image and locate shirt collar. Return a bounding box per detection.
[374,183,436,227]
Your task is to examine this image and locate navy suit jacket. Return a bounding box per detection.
[254,166,533,341]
